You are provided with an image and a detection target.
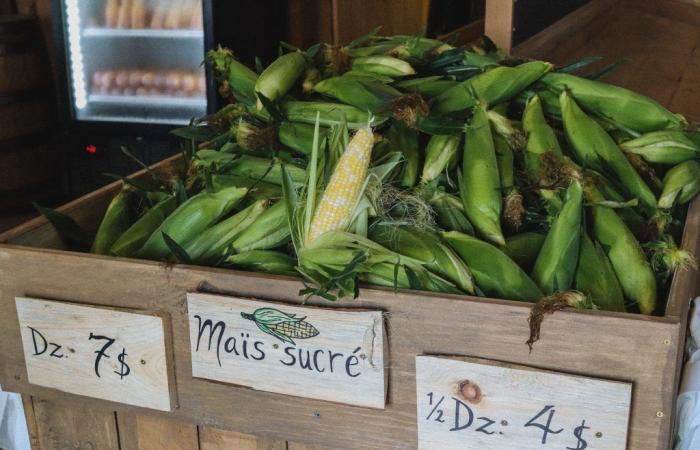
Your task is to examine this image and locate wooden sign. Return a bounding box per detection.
[187,292,386,408]
[15,297,173,411]
[416,355,632,450]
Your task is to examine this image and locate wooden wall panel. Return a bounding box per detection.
[32,397,120,450]
[333,0,429,45]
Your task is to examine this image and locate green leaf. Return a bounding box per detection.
[257,91,285,122]
[347,26,382,49]
[170,125,219,142]
[281,164,302,253]
[162,232,193,264]
[103,173,166,194]
[253,307,303,325]
[305,43,321,59]
[585,59,625,80]
[33,203,92,251]
[556,56,602,74]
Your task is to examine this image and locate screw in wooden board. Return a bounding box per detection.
[500,420,508,426]
[657,411,664,418]
[458,380,482,404]
[663,339,671,346]
[140,359,146,365]
[596,432,603,438]
[313,412,321,418]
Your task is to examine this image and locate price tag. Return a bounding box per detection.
[187,292,386,408]
[15,297,174,411]
[416,355,631,450]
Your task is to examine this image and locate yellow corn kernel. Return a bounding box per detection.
[307,127,373,242]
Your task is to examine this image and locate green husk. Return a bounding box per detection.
[207,47,258,106]
[223,156,306,186]
[396,76,458,99]
[282,101,387,129]
[421,134,460,183]
[232,201,291,252]
[255,51,306,109]
[575,233,626,312]
[110,196,177,257]
[443,231,544,301]
[92,188,136,255]
[658,160,700,209]
[459,105,505,245]
[561,90,657,213]
[278,121,329,155]
[351,55,415,77]
[531,179,583,294]
[184,200,269,265]
[313,75,401,111]
[386,122,419,188]
[434,61,553,114]
[369,223,475,294]
[137,186,248,261]
[620,130,700,165]
[426,189,475,235]
[522,94,563,183]
[504,232,545,272]
[226,250,298,276]
[541,72,687,133]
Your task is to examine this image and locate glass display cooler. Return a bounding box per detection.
[58,0,213,125]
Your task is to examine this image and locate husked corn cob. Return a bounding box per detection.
[658,160,700,209]
[307,128,374,242]
[255,51,306,110]
[460,104,505,245]
[92,187,135,255]
[621,130,700,165]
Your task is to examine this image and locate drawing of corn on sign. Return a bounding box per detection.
[241,308,320,345]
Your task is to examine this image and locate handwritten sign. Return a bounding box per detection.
[416,356,631,450]
[15,297,173,411]
[187,292,386,408]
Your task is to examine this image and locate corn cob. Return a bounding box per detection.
[362,261,461,294]
[575,233,625,312]
[494,133,524,231]
[541,72,687,133]
[396,76,458,99]
[369,223,475,294]
[278,121,329,155]
[302,67,321,93]
[282,101,386,129]
[621,130,700,165]
[224,156,306,186]
[443,231,544,301]
[434,61,553,114]
[313,75,401,111]
[460,105,505,245]
[184,200,268,265]
[351,55,415,77]
[522,94,563,183]
[207,47,257,107]
[92,188,135,255]
[561,90,657,213]
[307,128,374,242]
[211,175,282,200]
[658,160,700,209]
[427,189,475,235]
[504,232,545,272]
[232,201,291,252]
[488,110,526,151]
[531,179,583,294]
[421,134,460,183]
[137,186,247,260]
[226,250,297,276]
[110,195,177,257]
[386,122,419,188]
[255,51,306,110]
[586,184,657,314]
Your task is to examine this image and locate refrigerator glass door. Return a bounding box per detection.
[62,0,207,125]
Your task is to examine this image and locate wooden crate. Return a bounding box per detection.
[0,148,697,450]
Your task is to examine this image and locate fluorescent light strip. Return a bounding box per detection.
[65,0,87,109]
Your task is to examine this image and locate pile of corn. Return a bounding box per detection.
[50,32,700,318]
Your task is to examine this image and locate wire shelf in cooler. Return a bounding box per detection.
[83,27,203,39]
[88,94,207,108]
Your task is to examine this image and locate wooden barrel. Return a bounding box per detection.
[0,15,57,213]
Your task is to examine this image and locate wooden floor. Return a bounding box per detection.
[515,0,700,123]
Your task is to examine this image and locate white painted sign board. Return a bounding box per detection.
[416,355,632,450]
[187,292,386,408]
[15,297,173,411]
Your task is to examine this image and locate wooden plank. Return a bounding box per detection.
[21,395,41,450]
[187,292,386,409]
[33,396,120,450]
[287,442,334,450]
[437,19,485,47]
[287,0,334,48]
[512,0,620,59]
[199,426,288,450]
[668,39,700,122]
[484,0,515,52]
[15,297,174,411]
[0,246,682,449]
[135,415,199,450]
[416,355,632,449]
[332,0,426,45]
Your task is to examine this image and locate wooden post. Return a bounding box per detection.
[484,0,515,52]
